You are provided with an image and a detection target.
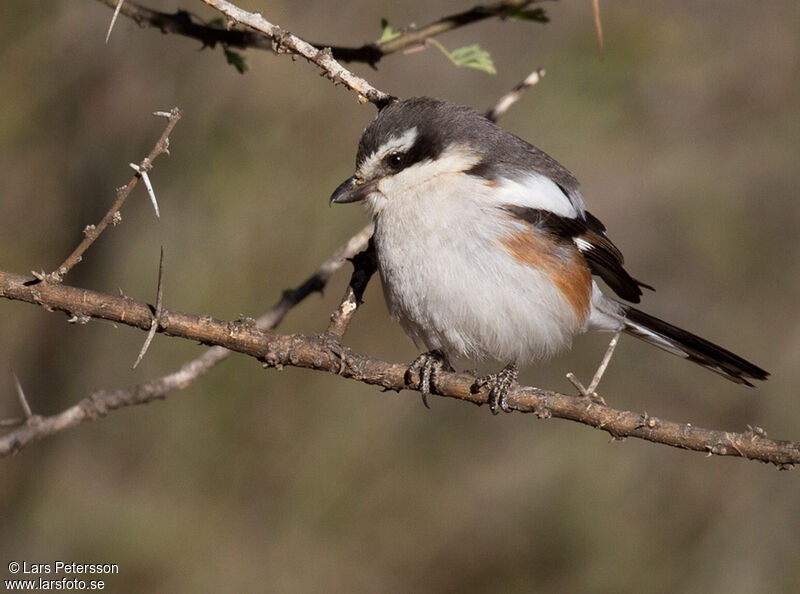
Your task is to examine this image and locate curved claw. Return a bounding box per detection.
[405,350,452,408]
[475,362,519,414]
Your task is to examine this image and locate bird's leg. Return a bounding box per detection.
[474,362,519,414]
[405,350,453,408]
[566,332,620,402]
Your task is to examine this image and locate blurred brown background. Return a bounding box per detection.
[1,1,799,592]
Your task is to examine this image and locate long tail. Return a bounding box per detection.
[620,306,769,386]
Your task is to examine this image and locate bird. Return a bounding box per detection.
[329,96,768,413]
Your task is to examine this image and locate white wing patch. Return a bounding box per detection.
[574,237,593,252]
[491,172,581,219]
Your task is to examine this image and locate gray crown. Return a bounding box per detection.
[357,97,583,210]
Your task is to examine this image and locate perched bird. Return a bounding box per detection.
[329,97,768,412]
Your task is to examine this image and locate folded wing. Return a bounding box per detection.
[502,205,653,303]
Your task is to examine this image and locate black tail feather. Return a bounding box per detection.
[622,306,769,386]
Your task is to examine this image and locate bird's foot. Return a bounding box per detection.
[405,350,452,408]
[474,362,519,414]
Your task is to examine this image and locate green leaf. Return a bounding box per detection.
[426,39,497,75]
[506,7,549,22]
[377,18,402,43]
[223,47,249,74]
[448,44,496,75]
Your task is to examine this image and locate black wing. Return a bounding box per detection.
[502,205,654,303]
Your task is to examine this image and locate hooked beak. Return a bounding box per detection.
[329,176,375,205]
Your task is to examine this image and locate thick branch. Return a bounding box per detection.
[0,225,372,455]
[2,269,797,467]
[97,0,276,50]
[96,0,548,67]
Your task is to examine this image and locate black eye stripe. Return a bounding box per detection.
[367,131,446,177]
[405,132,443,167]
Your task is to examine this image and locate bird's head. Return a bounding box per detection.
[329,97,492,214]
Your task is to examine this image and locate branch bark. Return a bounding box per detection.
[2,269,797,467]
[325,237,376,341]
[200,0,392,106]
[95,0,549,68]
[485,68,545,122]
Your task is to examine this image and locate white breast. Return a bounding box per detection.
[368,165,587,365]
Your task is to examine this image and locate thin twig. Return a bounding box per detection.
[566,372,587,394]
[133,247,165,369]
[485,68,545,122]
[325,238,376,341]
[566,333,619,400]
[260,224,374,332]
[49,108,181,283]
[373,0,542,61]
[201,0,393,106]
[1,269,797,467]
[585,332,619,395]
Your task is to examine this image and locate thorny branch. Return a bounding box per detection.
[96,0,549,68]
[1,269,797,467]
[0,225,373,456]
[0,42,547,456]
[46,108,181,283]
[2,1,790,469]
[200,0,393,106]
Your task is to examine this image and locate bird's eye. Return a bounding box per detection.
[384,152,403,170]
